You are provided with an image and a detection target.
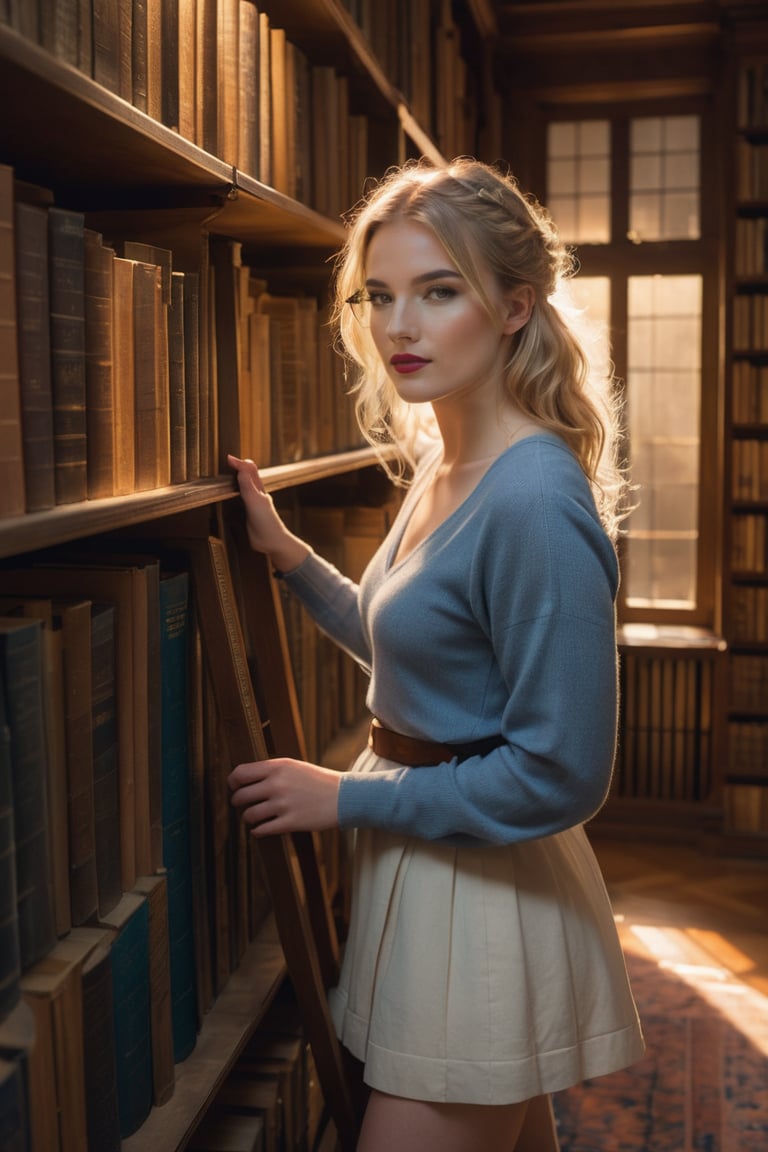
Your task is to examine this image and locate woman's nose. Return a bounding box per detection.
[386,297,418,341]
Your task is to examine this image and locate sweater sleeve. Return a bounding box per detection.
[337,467,620,844]
[282,549,372,672]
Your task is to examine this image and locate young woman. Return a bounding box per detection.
[227,158,644,1152]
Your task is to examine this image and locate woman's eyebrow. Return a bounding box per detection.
[364,269,464,288]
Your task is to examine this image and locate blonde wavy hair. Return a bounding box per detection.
[332,157,627,538]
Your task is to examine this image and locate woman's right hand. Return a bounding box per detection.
[227,455,310,572]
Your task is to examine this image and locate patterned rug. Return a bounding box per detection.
[553,924,768,1151]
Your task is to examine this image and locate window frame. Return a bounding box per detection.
[540,95,721,628]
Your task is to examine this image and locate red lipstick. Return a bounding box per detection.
[390,354,430,375]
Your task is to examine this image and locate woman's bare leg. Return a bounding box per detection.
[356,1090,529,1152]
[513,1094,560,1151]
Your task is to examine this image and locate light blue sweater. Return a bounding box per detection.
[284,434,620,845]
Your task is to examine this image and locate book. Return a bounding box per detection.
[197,233,213,477]
[269,25,290,197]
[178,0,197,142]
[292,42,312,206]
[91,603,121,918]
[112,255,136,495]
[0,678,20,1023]
[216,0,239,166]
[55,598,98,927]
[183,270,201,480]
[84,228,116,498]
[19,930,106,1152]
[238,0,260,178]
[48,205,87,505]
[0,595,71,938]
[188,621,213,1018]
[0,1052,28,1152]
[92,0,122,95]
[40,3,78,67]
[0,564,142,894]
[0,164,25,519]
[132,873,174,1106]
[245,309,271,467]
[132,0,162,119]
[62,551,161,878]
[216,1074,279,1152]
[0,1001,33,1152]
[133,259,171,491]
[159,570,198,1061]
[0,617,55,972]
[99,891,153,1139]
[81,936,121,1152]
[196,0,218,155]
[13,199,55,512]
[161,0,180,131]
[256,292,304,463]
[258,9,272,187]
[169,270,187,483]
[210,236,244,470]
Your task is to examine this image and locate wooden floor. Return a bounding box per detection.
[588,834,768,1004]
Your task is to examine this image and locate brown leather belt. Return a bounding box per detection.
[368,718,505,767]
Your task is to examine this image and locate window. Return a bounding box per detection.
[544,105,716,626]
[626,274,702,608]
[547,121,611,242]
[629,116,700,242]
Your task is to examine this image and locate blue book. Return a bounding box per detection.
[101,891,152,1138]
[159,571,198,1063]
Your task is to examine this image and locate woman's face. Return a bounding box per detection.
[362,218,530,409]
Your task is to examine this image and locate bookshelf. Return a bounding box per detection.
[0,3,501,1149]
[724,27,768,844]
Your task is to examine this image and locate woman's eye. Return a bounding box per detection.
[368,291,392,308]
[427,285,456,301]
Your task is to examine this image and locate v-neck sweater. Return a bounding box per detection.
[283,433,620,845]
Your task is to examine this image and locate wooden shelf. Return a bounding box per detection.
[122,915,286,1152]
[0,448,385,559]
[0,24,347,253]
[0,24,232,193]
[617,623,727,652]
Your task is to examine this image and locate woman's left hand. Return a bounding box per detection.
[228,757,342,837]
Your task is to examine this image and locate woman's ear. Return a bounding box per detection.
[501,285,535,336]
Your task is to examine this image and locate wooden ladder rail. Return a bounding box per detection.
[225,517,341,991]
[187,529,361,1152]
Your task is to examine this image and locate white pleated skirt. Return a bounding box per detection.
[329,747,645,1105]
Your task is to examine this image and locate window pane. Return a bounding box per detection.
[628,115,700,241]
[631,155,662,190]
[548,158,576,195]
[547,119,610,243]
[666,115,698,149]
[626,538,698,606]
[549,122,576,153]
[581,157,610,194]
[625,275,702,609]
[629,194,661,242]
[666,151,698,189]
[631,117,661,151]
[580,120,610,153]
[549,198,576,238]
[579,196,611,242]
